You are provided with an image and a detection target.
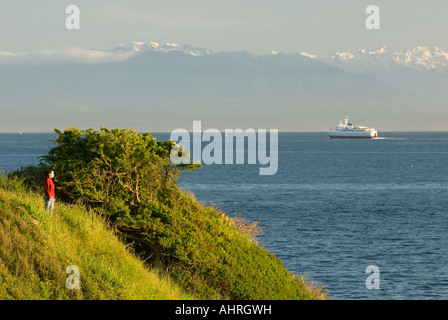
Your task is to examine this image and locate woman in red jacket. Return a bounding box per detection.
[44,169,55,212]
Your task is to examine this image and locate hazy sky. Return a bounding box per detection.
[1,0,447,55]
[1,1,447,133]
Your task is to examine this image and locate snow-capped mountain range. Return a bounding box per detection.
[115,41,213,57]
[321,46,448,72]
[116,41,448,73]
[2,40,446,73]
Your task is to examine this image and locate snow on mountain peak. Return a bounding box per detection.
[131,42,145,52]
[369,46,388,55]
[116,42,447,72]
[332,51,355,61]
[391,46,448,71]
[166,42,179,48]
[116,41,212,57]
[299,52,317,59]
[321,46,448,72]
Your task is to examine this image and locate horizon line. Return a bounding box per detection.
[2,130,448,134]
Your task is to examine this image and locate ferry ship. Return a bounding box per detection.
[326,117,378,139]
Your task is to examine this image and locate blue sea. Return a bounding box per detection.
[1,132,447,300]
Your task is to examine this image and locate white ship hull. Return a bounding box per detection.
[326,117,378,139]
[327,131,377,139]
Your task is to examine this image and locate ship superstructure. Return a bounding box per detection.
[326,117,378,139]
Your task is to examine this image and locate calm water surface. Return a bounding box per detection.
[1,132,447,299]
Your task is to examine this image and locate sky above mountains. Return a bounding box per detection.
[1,1,447,55]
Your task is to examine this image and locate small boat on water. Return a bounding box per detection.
[326,116,378,139]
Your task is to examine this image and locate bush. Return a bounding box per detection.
[39,127,200,221]
[8,164,50,193]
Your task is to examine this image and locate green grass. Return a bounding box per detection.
[0,177,194,300]
[0,175,327,300]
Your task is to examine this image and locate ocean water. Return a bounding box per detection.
[1,132,447,300]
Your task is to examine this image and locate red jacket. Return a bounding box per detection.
[45,177,55,198]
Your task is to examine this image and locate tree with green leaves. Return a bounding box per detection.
[40,127,200,222]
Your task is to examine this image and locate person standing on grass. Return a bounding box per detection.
[44,169,55,212]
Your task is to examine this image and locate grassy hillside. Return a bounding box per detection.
[0,177,326,300]
[0,177,193,299]
[0,175,327,300]
[118,186,325,300]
